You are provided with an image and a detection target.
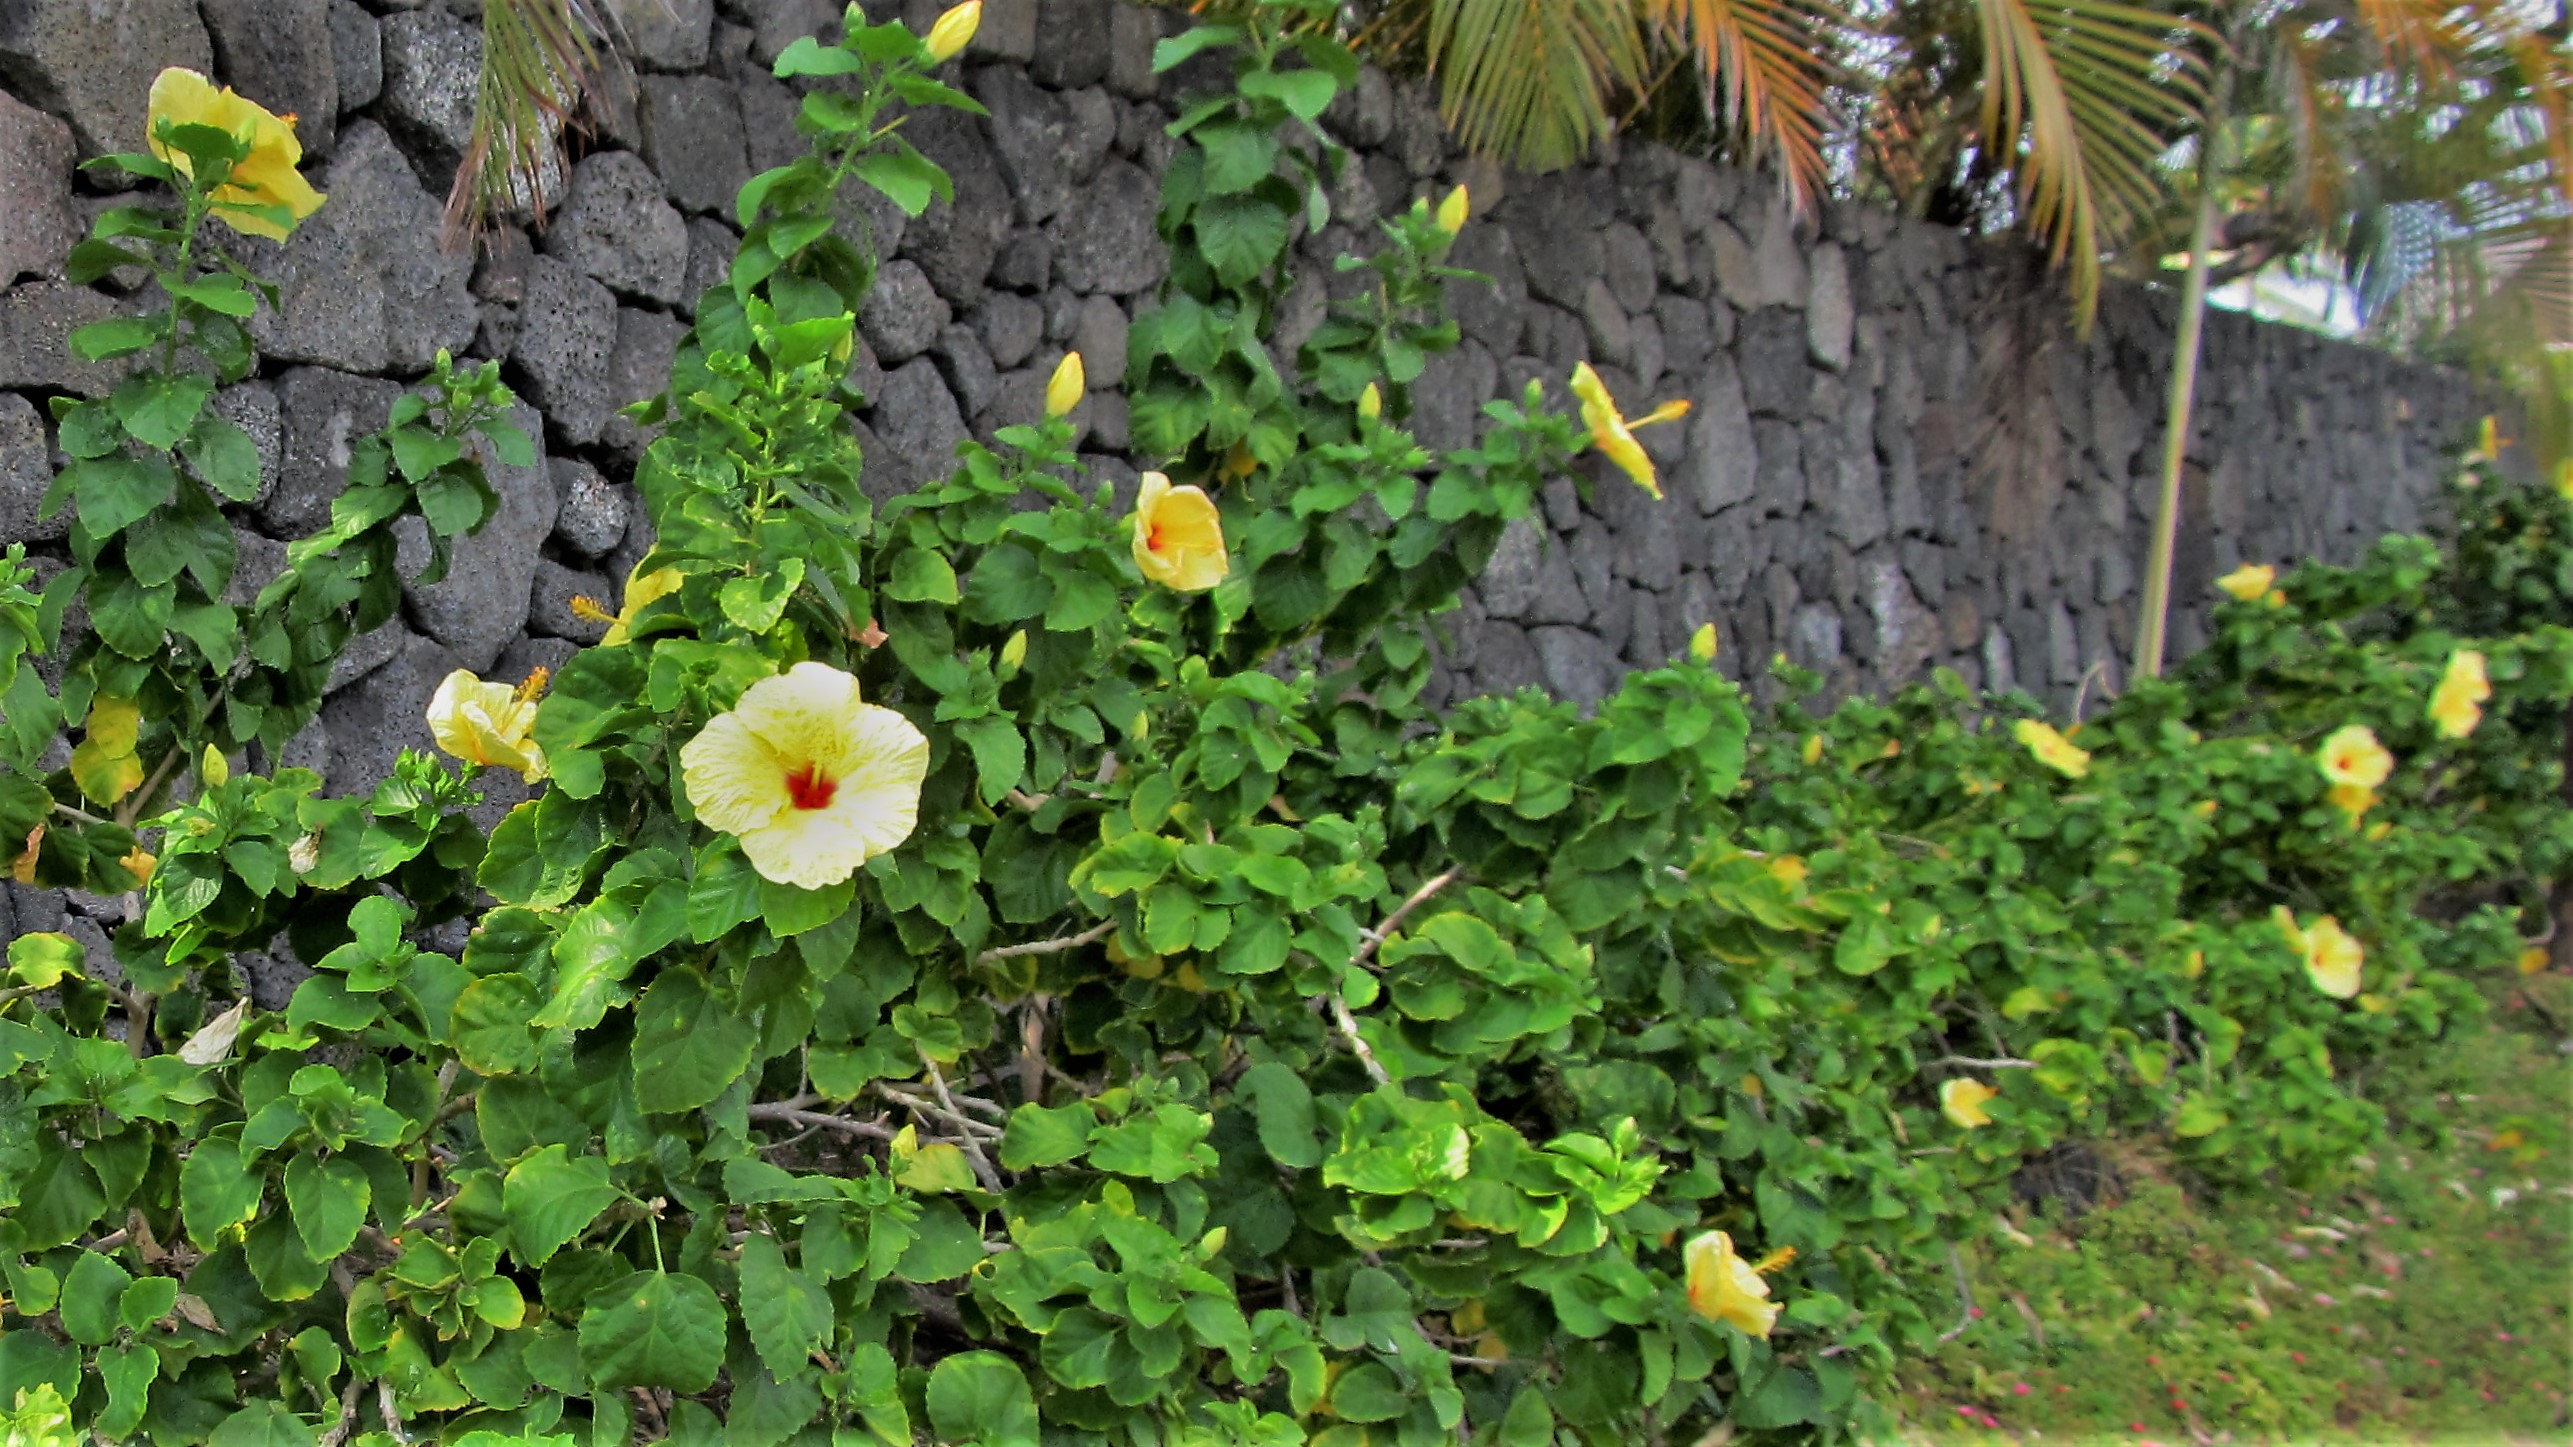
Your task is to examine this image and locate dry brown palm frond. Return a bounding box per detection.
[1647,0,1845,212]
[446,0,629,243]
[1972,0,2211,325]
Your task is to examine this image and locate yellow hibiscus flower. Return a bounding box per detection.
[924,0,981,61]
[2327,782,2376,824]
[576,563,685,647]
[1045,351,1085,418]
[2290,913,2364,999]
[2216,563,2276,602]
[2428,649,2490,740]
[1569,361,1690,499]
[427,669,549,784]
[2315,724,2393,790]
[2013,718,2091,779]
[678,662,929,889]
[1682,1230,1779,1337]
[1940,1078,1999,1129]
[146,68,326,242]
[1131,471,1229,592]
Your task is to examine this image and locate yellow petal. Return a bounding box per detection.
[679,712,792,836]
[2013,718,2090,779]
[1436,184,1469,234]
[925,0,982,61]
[602,564,684,646]
[2302,916,2364,999]
[2216,563,2276,602]
[1045,351,1085,418]
[1689,622,1719,663]
[1940,1078,1999,1129]
[1683,1230,1780,1337]
[2315,724,2392,789]
[2429,650,2490,740]
[1132,471,1230,592]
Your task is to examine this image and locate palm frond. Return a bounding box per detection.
[1646,0,1845,211]
[1419,0,1651,172]
[448,0,621,240]
[1971,0,2209,323]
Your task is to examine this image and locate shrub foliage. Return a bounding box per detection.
[1,6,2568,1445]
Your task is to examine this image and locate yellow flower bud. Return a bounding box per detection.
[1357,382,1382,420]
[1689,622,1718,663]
[200,744,229,789]
[998,629,1028,678]
[925,0,981,62]
[1045,351,1085,418]
[1436,184,1469,234]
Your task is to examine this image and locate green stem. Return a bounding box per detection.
[2134,51,2238,681]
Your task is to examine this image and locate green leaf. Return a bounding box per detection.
[96,1340,160,1438]
[503,1144,621,1266]
[59,1250,134,1344]
[69,315,162,361]
[925,1351,1039,1447]
[2173,1092,2229,1138]
[118,1274,179,1333]
[208,1400,320,1447]
[183,415,264,501]
[759,873,853,937]
[529,897,635,1032]
[388,426,463,485]
[579,1270,728,1392]
[112,371,213,451]
[1193,196,1291,285]
[630,967,760,1116]
[181,1134,264,1248]
[283,1149,371,1260]
[955,715,1025,805]
[1241,67,1338,121]
[884,548,961,605]
[1833,914,1898,976]
[719,557,806,632]
[1038,1306,1120,1389]
[170,274,256,318]
[853,146,951,218]
[63,456,176,537]
[736,1231,834,1380]
[8,932,84,987]
[997,1102,1092,1171]
[1235,1061,1322,1168]
[451,972,545,1077]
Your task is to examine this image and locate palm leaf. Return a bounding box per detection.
[448,0,621,239]
[1971,0,2208,323]
[1419,0,1651,172]
[1646,0,1844,210]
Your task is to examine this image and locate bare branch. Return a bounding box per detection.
[1327,992,1391,1086]
[973,920,1114,967]
[1356,870,1460,968]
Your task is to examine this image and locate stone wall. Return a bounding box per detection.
[0,0,2491,804]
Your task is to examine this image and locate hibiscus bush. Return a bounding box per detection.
[2,4,2570,1445]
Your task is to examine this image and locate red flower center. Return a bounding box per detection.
[785,762,838,811]
[1146,522,1166,552]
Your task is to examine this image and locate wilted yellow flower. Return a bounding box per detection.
[2284,912,2364,999]
[2519,946,2550,976]
[119,847,157,889]
[1045,351,1084,418]
[1801,734,1823,765]
[2189,799,2217,819]
[679,662,930,889]
[428,669,549,784]
[2013,718,2091,779]
[1130,471,1229,592]
[1683,1230,1779,1337]
[2429,650,2490,740]
[1435,184,1470,234]
[2315,724,2393,790]
[2555,458,2573,501]
[1765,854,1807,885]
[1357,382,1382,420]
[583,564,685,647]
[1940,1078,1999,1129]
[2216,563,2276,602]
[2327,782,2376,824]
[147,68,326,241]
[1689,622,1718,663]
[924,0,981,61]
[1569,361,1690,499]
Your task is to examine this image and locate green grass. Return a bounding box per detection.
[1879,978,2572,1446]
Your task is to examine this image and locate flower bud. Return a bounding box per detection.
[1357,382,1382,420]
[1436,184,1470,234]
[1046,351,1085,418]
[998,629,1028,678]
[1689,622,1718,663]
[925,0,981,61]
[200,744,229,788]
